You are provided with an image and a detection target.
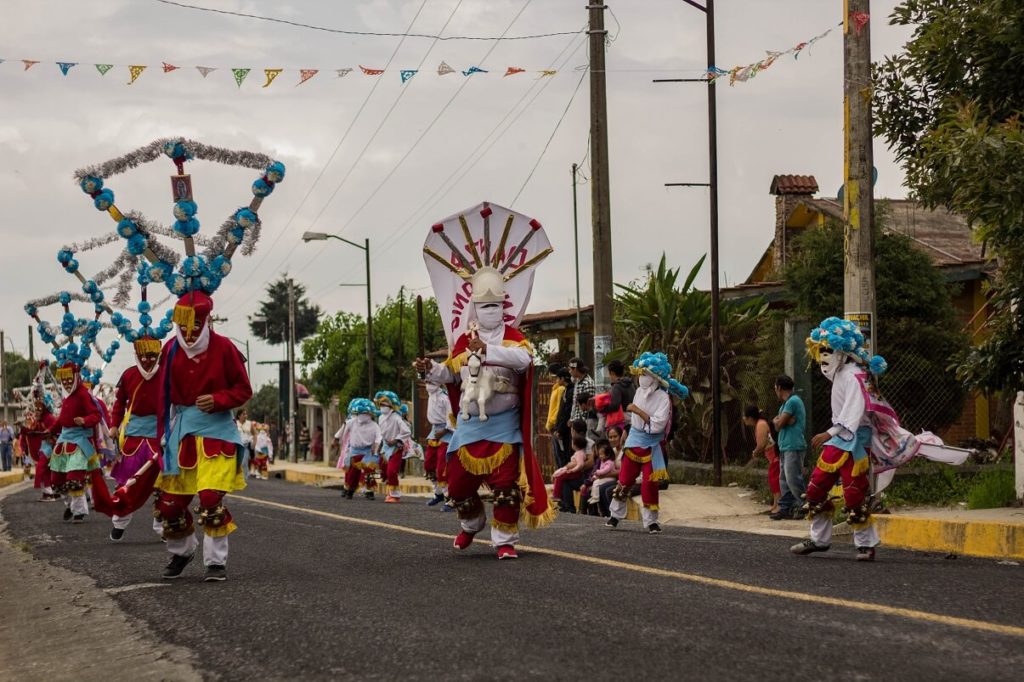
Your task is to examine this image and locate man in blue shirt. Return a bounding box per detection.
[0,420,14,472]
[772,376,806,520]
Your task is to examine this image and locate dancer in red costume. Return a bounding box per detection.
[20,395,59,501]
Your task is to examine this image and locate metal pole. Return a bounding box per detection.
[288,279,297,462]
[589,1,613,388]
[28,325,34,366]
[245,339,251,378]
[842,0,877,350]
[572,163,582,357]
[707,0,723,486]
[365,238,375,397]
[1,330,7,423]
[397,285,405,396]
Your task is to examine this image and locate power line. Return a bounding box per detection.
[368,32,588,263]
[510,65,589,207]
[154,0,581,41]
[216,0,432,310]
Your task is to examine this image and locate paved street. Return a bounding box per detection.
[3,479,1023,681]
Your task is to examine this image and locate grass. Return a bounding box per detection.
[966,469,1017,510]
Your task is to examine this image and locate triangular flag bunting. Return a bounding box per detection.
[162,62,180,73]
[263,68,283,88]
[127,65,147,84]
[504,67,525,77]
[437,61,455,76]
[359,65,384,76]
[462,66,488,77]
[57,62,77,76]
[22,60,39,71]
[400,69,417,83]
[95,63,113,76]
[231,68,251,88]
[538,69,557,77]
[336,68,353,78]
[196,66,216,78]
[297,69,318,85]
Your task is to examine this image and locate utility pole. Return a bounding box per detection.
[396,285,405,397]
[365,237,375,397]
[1,330,7,423]
[287,278,298,462]
[843,0,877,350]
[572,163,582,357]
[28,326,34,366]
[588,1,613,388]
[654,0,723,486]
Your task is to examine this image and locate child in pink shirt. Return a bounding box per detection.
[581,441,617,512]
[552,435,588,505]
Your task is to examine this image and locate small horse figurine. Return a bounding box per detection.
[461,325,495,421]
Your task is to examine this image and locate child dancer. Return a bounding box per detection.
[253,424,273,480]
[375,391,411,503]
[338,399,382,499]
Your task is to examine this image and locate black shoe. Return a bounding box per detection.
[162,552,195,580]
[364,491,375,500]
[109,527,126,542]
[72,514,86,524]
[647,523,662,534]
[63,508,73,521]
[769,511,789,521]
[790,540,830,556]
[204,564,227,582]
[856,547,876,562]
[605,517,619,529]
[426,494,444,507]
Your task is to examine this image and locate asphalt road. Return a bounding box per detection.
[3,478,1023,681]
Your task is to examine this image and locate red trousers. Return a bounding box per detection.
[155,489,230,537]
[34,456,51,489]
[384,445,405,489]
[552,469,583,499]
[805,444,870,510]
[424,441,448,484]
[447,444,521,528]
[766,446,781,496]
[617,450,659,508]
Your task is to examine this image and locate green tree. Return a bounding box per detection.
[3,351,34,395]
[611,254,770,462]
[784,214,969,433]
[874,0,1024,393]
[300,293,445,408]
[245,382,280,424]
[249,277,322,345]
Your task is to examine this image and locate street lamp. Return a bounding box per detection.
[301,231,374,396]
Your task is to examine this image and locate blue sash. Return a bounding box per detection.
[163,405,242,475]
[429,424,453,443]
[827,425,872,461]
[125,414,158,438]
[625,427,668,477]
[40,441,53,457]
[446,409,522,454]
[344,444,373,469]
[56,426,96,458]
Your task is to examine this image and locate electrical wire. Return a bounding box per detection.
[153,0,581,41]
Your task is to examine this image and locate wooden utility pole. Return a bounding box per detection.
[287,278,298,462]
[588,1,613,387]
[1,330,7,422]
[843,0,877,348]
[396,285,405,396]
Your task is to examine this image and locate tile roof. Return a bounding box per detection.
[769,174,819,195]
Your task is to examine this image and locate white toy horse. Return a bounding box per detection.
[461,347,495,421]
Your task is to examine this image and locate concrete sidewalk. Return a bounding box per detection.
[270,460,1024,560]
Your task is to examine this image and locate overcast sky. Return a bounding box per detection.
[0,0,914,390]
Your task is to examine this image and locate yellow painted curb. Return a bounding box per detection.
[875,515,1024,561]
[0,471,26,489]
[279,469,433,495]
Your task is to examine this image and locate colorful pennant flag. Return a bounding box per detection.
[298,69,318,86]
[57,62,77,76]
[539,69,557,77]
[462,66,488,77]
[22,60,39,71]
[504,67,525,77]
[127,65,146,85]
[162,62,180,73]
[196,66,216,78]
[231,68,250,88]
[850,11,870,34]
[263,68,283,88]
[95,63,113,76]
[359,65,384,76]
[336,68,352,78]
[709,23,839,86]
[400,69,417,83]
[437,61,455,76]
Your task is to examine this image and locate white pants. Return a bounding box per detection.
[433,482,448,496]
[69,495,88,516]
[810,514,880,548]
[166,531,230,566]
[609,496,659,528]
[153,517,164,537]
[112,513,132,530]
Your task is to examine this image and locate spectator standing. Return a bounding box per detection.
[553,367,575,469]
[568,358,597,439]
[299,422,310,461]
[743,405,781,515]
[595,360,635,435]
[772,376,807,520]
[236,410,255,479]
[311,425,324,462]
[0,420,14,472]
[544,364,568,467]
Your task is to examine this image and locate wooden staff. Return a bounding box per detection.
[416,295,426,379]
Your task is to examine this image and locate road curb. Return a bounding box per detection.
[274,467,434,495]
[875,515,1024,560]
[0,471,25,489]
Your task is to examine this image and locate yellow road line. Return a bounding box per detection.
[233,494,1024,639]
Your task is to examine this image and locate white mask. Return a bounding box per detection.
[356,413,372,424]
[819,349,843,382]
[380,406,393,417]
[639,374,659,390]
[474,303,504,332]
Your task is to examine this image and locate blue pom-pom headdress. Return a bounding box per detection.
[806,316,887,376]
[631,352,689,400]
[24,291,119,381]
[73,137,286,298]
[374,390,402,410]
[347,398,378,417]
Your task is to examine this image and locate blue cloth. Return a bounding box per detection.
[446,409,522,455]
[163,405,242,476]
[344,444,373,469]
[429,424,453,444]
[124,414,158,439]
[827,425,872,461]
[777,394,807,452]
[57,426,96,458]
[624,427,667,476]
[381,442,404,463]
[40,441,53,457]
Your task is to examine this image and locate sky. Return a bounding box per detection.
[0,0,915,390]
